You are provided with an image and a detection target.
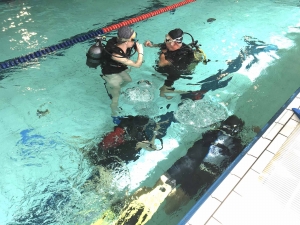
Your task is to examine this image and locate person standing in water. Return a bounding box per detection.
[100,26,144,116]
[144,28,207,98]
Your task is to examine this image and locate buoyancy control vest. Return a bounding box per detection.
[155,42,207,76]
[162,43,195,71]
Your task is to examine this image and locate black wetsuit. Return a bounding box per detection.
[88,113,175,167]
[101,37,133,75]
[155,43,195,87]
[165,115,245,197]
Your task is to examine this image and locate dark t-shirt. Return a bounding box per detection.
[101,37,132,75]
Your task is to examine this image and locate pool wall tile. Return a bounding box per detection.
[211,174,240,202]
[205,217,222,225]
[212,191,242,224]
[280,119,299,136]
[234,169,259,196]
[247,137,271,157]
[291,114,300,122]
[275,109,293,125]
[231,154,257,178]
[266,134,287,154]
[251,150,274,174]
[187,196,221,225]
[287,97,300,109]
[262,123,283,140]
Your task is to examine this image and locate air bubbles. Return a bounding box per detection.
[123,80,155,103]
[174,99,228,128]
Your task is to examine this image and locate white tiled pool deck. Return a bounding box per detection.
[185,92,300,225]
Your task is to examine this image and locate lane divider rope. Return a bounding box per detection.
[0,0,195,71]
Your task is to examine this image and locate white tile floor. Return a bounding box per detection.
[186,92,300,225]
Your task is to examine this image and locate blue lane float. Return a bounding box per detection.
[0,0,196,72]
[0,29,105,71]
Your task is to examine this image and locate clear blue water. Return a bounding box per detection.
[1,0,300,224]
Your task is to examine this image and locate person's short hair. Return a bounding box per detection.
[168,28,183,39]
[117,26,135,39]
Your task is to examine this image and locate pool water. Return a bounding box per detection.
[1,0,300,224]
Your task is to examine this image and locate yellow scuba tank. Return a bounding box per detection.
[194,46,208,64]
[186,47,208,72]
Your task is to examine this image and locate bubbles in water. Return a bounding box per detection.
[133,102,159,116]
[123,80,155,104]
[208,145,223,157]
[174,99,228,128]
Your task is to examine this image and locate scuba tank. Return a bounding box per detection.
[184,32,210,65]
[86,36,106,69]
[86,35,138,69]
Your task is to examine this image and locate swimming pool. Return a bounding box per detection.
[1,0,300,224]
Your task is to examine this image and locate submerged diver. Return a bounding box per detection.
[100,26,144,116]
[86,84,208,170]
[93,115,245,225]
[162,115,245,214]
[87,112,174,169]
[144,28,208,99]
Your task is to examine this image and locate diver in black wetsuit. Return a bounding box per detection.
[163,115,245,213]
[144,28,208,99]
[100,26,144,116]
[105,115,245,224]
[85,78,210,170]
[87,112,175,169]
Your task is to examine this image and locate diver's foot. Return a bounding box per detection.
[160,92,173,99]
[112,116,123,125]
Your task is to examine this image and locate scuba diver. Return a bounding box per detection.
[85,81,208,171]
[92,115,245,225]
[144,28,209,99]
[86,112,174,169]
[86,26,144,117]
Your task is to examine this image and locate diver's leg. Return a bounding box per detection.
[164,72,181,88]
[159,85,188,99]
[119,70,132,88]
[160,72,183,99]
[102,74,123,116]
[101,75,113,98]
